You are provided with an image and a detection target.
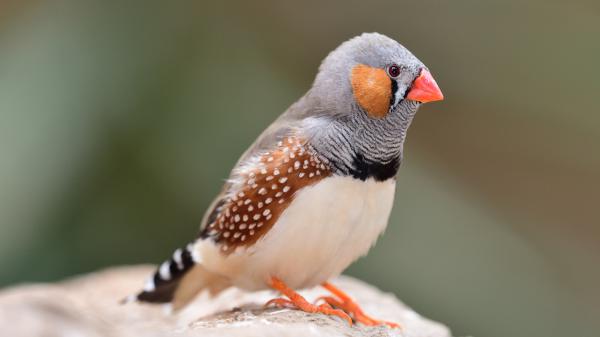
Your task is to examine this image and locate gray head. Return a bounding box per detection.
[299,33,443,181]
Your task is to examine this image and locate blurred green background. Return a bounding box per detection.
[1,1,599,337]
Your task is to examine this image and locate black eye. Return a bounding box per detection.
[386,64,401,78]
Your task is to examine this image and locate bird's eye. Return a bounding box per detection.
[386,64,401,78]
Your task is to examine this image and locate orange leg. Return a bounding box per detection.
[318,281,401,329]
[265,276,352,325]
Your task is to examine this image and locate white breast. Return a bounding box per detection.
[195,176,396,290]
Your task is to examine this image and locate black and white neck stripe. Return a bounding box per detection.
[306,101,419,181]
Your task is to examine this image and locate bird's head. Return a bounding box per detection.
[310,32,443,119]
[302,33,444,178]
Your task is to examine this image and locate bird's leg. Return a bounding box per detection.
[265,276,352,325]
[317,281,401,329]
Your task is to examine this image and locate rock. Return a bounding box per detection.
[0,265,453,337]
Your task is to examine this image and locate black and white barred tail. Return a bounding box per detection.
[135,243,197,304]
[128,242,229,310]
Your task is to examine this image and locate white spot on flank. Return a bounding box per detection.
[223,232,230,238]
[263,209,271,216]
[265,197,273,204]
[309,173,314,178]
[234,215,240,222]
[275,192,283,197]
[279,177,288,183]
[253,214,261,220]
[239,223,247,229]
[249,223,256,229]
[266,214,272,220]
[250,229,255,235]
[238,192,245,198]
[294,161,301,169]
[278,198,285,204]
[244,199,251,205]
[273,169,280,175]
[248,205,254,211]
[257,222,264,227]
[283,186,291,193]
[243,214,249,221]
[241,235,246,241]
[234,232,241,238]
[258,187,267,195]
[260,168,268,175]
[267,157,274,162]
[266,176,274,181]
[271,184,278,190]
[287,167,293,173]
[299,172,305,178]
[258,202,264,208]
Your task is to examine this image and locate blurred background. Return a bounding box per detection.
[0,1,598,336]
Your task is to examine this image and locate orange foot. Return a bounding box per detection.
[317,281,401,329]
[265,276,352,325]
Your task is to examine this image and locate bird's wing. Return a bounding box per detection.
[197,97,313,235]
[197,135,330,253]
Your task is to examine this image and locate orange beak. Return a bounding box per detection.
[406,69,444,103]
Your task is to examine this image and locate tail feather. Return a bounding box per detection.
[131,242,230,310]
[135,243,196,304]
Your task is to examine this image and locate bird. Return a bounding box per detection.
[128,32,443,328]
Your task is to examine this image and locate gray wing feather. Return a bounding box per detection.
[198,95,312,233]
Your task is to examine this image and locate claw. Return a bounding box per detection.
[321,282,401,329]
[265,297,296,309]
[267,276,353,326]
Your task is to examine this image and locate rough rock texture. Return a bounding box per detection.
[0,265,452,337]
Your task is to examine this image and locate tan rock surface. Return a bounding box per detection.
[0,265,453,337]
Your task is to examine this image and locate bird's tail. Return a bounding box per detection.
[126,242,228,310]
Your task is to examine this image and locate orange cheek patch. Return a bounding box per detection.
[351,64,391,119]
